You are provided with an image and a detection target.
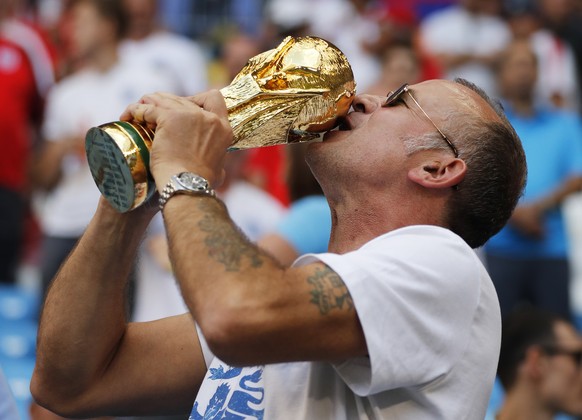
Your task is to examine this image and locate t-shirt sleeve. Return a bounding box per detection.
[275,196,331,255]
[196,324,215,368]
[297,227,482,396]
[42,84,68,141]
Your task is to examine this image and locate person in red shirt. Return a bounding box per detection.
[0,0,55,284]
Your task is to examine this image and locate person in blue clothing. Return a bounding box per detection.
[485,40,582,321]
[0,367,19,419]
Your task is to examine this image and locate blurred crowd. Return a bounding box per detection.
[2,0,582,418]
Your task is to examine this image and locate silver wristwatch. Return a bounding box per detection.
[158,172,216,210]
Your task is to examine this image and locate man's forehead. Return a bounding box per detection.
[554,321,582,347]
[413,80,499,120]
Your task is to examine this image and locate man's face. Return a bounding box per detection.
[381,48,420,92]
[540,321,582,414]
[123,0,157,27]
[69,2,114,61]
[462,0,492,14]
[498,43,538,101]
[305,90,416,197]
[306,80,484,197]
[538,0,574,26]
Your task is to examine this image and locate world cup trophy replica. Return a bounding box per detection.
[85,36,356,212]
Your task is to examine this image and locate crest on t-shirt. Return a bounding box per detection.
[190,363,265,420]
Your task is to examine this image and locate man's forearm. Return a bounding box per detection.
[161,194,284,346]
[162,194,275,310]
[32,201,151,407]
[536,176,582,212]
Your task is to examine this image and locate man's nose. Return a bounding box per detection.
[351,94,383,113]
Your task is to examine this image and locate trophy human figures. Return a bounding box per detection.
[85,36,356,212]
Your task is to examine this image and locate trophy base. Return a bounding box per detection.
[85,122,155,212]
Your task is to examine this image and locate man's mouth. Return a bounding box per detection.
[336,117,351,131]
[323,117,352,141]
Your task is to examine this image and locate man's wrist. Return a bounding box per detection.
[153,165,216,192]
[93,198,152,238]
[158,172,217,211]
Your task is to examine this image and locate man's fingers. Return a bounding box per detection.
[120,91,226,133]
[120,92,185,121]
[189,90,228,119]
[123,102,157,125]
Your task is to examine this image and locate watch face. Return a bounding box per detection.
[178,172,208,191]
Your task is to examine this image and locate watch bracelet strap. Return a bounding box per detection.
[158,177,216,211]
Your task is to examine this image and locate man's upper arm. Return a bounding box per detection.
[73,313,207,417]
[199,261,367,367]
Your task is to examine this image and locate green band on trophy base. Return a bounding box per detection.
[115,121,152,169]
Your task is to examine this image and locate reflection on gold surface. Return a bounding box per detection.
[221,35,356,148]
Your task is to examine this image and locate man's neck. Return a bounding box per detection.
[126,24,158,41]
[89,43,119,73]
[327,189,446,254]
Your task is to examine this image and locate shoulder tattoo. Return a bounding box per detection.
[307,265,354,315]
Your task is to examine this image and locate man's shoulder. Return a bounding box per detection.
[302,225,479,280]
[47,69,95,99]
[543,107,582,125]
[363,225,467,249]
[421,6,463,25]
[109,58,178,93]
[530,107,582,136]
[141,31,206,56]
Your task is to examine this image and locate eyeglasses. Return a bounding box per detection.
[383,84,459,157]
[541,345,582,367]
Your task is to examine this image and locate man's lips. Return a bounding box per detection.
[336,116,352,131]
[323,116,352,141]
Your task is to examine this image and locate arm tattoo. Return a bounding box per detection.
[307,266,354,315]
[197,199,264,271]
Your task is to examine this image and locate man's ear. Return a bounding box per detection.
[407,157,466,189]
[523,346,547,381]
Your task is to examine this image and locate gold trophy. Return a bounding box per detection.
[85,36,356,212]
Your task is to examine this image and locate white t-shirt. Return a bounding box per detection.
[419,6,511,96]
[38,60,176,237]
[191,225,501,419]
[119,31,208,96]
[530,29,580,111]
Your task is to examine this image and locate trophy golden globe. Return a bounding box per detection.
[85,36,356,212]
